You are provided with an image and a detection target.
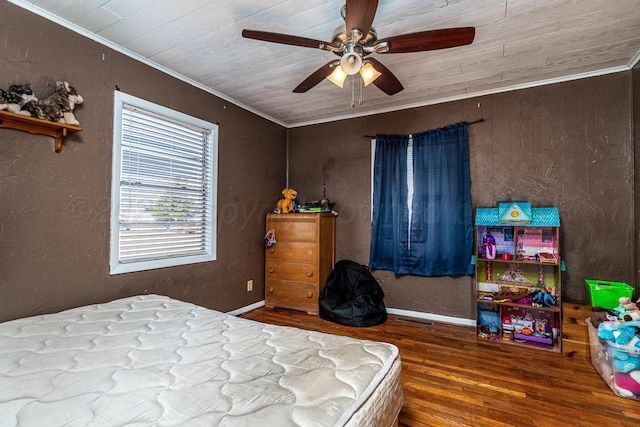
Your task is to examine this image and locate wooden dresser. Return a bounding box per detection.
[265,212,336,315]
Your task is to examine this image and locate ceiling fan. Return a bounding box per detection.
[242,0,475,96]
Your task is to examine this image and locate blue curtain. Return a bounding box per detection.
[369,122,473,276]
[369,134,411,273]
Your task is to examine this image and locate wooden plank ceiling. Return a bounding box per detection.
[9,0,640,127]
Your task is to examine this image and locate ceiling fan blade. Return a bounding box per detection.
[242,29,326,49]
[376,27,475,53]
[345,0,378,39]
[367,58,403,95]
[293,62,336,93]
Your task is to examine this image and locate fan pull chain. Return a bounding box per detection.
[351,75,355,108]
[359,76,364,106]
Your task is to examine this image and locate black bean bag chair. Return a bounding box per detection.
[319,260,387,327]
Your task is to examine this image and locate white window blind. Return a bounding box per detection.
[110,92,217,274]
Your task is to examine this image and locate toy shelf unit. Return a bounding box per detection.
[474,202,565,352]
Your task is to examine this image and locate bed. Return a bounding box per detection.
[0,294,403,426]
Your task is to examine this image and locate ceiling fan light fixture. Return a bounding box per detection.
[360,62,381,86]
[327,65,348,88]
[340,49,362,75]
[244,2,476,97]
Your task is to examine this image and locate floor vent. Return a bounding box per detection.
[395,316,434,326]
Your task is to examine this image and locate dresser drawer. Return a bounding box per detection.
[268,219,317,242]
[266,242,317,262]
[265,280,318,314]
[266,260,318,283]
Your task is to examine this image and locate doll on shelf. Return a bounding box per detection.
[483,232,496,259]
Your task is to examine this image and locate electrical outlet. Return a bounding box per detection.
[247,280,253,292]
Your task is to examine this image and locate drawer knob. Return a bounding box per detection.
[307,271,313,277]
[268,287,274,293]
[268,267,274,273]
[306,291,313,298]
[269,248,275,254]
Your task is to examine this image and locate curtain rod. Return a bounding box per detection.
[362,118,484,138]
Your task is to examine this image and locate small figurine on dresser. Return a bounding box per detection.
[275,188,297,213]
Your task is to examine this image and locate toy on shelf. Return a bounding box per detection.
[1,82,83,125]
[275,188,297,214]
[497,263,534,285]
[0,84,37,114]
[537,264,545,286]
[511,310,554,346]
[24,81,84,125]
[483,232,496,259]
[531,288,556,307]
[477,307,500,341]
[502,316,514,340]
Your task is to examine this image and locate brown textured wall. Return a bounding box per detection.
[634,63,640,290]
[1,3,636,324]
[0,2,286,322]
[288,73,635,319]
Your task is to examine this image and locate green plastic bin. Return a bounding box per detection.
[585,279,634,309]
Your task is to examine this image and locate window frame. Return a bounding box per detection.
[109,91,218,275]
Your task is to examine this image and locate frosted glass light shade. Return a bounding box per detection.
[360,62,381,86]
[327,66,348,88]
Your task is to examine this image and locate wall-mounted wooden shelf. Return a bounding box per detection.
[0,110,82,152]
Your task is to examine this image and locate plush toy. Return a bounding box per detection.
[613,350,640,372]
[2,84,38,114]
[614,371,640,397]
[618,296,638,312]
[276,188,297,213]
[532,288,556,307]
[618,296,640,321]
[0,88,8,111]
[598,320,640,350]
[24,81,83,125]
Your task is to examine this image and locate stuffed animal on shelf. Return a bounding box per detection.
[1,84,38,114]
[532,288,556,307]
[0,88,9,111]
[276,188,297,213]
[24,81,83,125]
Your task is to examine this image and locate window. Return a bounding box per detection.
[110,91,218,274]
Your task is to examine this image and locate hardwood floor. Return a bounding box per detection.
[241,307,640,427]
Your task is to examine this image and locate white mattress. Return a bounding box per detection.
[0,294,402,426]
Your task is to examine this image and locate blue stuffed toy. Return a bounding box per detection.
[598,321,640,350]
[613,349,640,372]
[531,288,556,307]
